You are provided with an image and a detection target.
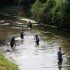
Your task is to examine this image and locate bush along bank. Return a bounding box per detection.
[30,0,70,30]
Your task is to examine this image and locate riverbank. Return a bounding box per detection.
[0,53,19,70]
[0,12,70,32]
[0,4,70,30]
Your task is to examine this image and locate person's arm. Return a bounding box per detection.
[62,50,69,55]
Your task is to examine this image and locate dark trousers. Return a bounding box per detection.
[36,41,39,45]
[58,58,63,62]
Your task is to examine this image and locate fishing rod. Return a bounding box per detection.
[63,49,70,55]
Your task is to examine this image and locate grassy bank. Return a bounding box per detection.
[0,53,19,70]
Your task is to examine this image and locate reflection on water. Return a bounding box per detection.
[58,61,62,70]
[0,18,70,70]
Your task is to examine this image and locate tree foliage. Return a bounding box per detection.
[31,0,70,29]
[0,0,70,29]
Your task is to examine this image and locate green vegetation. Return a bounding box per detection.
[0,53,19,70]
[31,0,70,29]
[0,5,24,16]
[0,0,70,30]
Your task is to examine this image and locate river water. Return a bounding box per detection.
[0,18,70,70]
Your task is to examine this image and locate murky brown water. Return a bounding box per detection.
[0,18,70,70]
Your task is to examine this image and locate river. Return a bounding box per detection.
[0,17,70,70]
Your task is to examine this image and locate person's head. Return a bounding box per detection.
[36,34,38,36]
[13,36,15,39]
[13,35,15,38]
[59,47,61,50]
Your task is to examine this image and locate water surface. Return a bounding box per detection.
[0,18,70,70]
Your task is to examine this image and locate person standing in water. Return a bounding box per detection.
[35,34,39,45]
[57,47,63,63]
[10,36,16,50]
[29,21,32,29]
[20,30,24,40]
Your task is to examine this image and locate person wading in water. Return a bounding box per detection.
[10,36,16,50]
[57,47,64,63]
[35,34,40,46]
[28,21,32,29]
[20,30,24,40]
[57,47,69,67]
[57,47,68,63]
